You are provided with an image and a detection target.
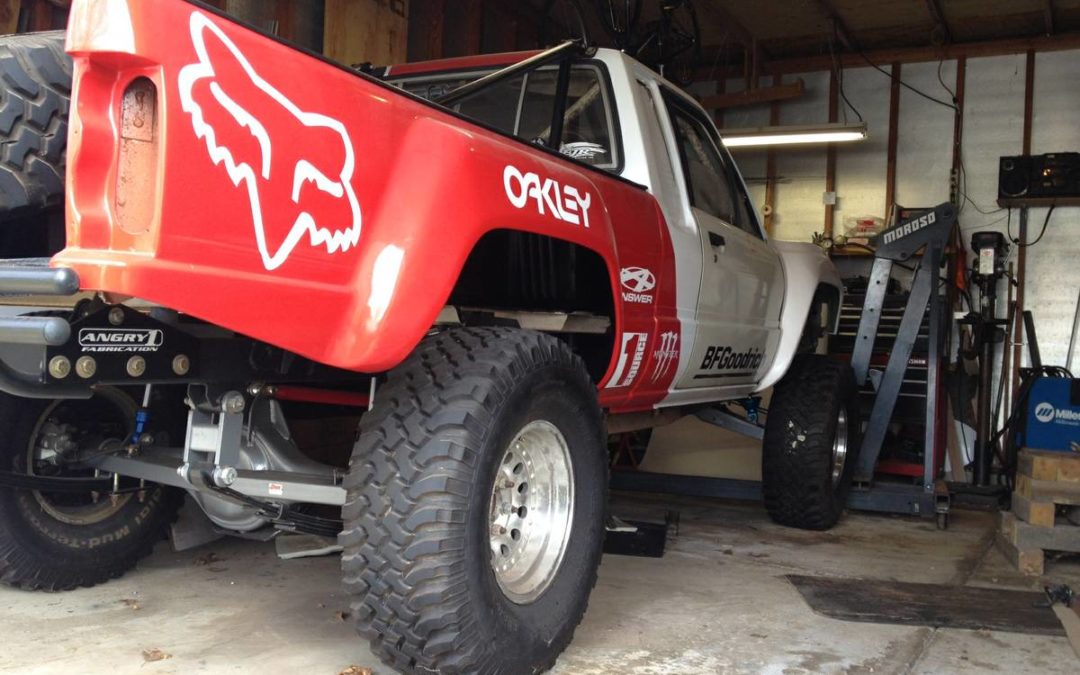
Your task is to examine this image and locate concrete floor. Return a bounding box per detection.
[2,494,1078,675]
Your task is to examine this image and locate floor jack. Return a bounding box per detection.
[848,202,957,527]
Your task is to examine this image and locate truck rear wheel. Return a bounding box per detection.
[0,31,71,219]
[341,328,608,674]
[762,355,859,530]
[0,388,183,591]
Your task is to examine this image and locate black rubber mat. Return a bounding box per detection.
[787,575,1065,636]
[603,519,668,558]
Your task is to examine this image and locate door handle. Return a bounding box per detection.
[709,231,726,248]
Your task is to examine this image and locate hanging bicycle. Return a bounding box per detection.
[597,0,701,86]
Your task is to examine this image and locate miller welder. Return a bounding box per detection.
[1018,287,1080,453]
[1022,378,1080,452]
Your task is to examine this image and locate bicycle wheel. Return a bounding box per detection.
[597,0,642,49]
[541,0,591,47]
[637,0,701,87]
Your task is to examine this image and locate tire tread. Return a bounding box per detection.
[761,355,856,531]
[0,31,71,216]
[341,327,603,674]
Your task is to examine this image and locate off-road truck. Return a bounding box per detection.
[0,1,855,673]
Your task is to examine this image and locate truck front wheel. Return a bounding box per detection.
[761,355,859,530]
[341,328,608,674]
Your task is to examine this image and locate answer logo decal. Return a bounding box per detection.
[620,266,656,304]
[178,12,362,271]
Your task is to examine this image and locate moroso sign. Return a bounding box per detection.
[882,211,937,245]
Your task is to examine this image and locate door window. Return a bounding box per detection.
[669,106,736,223]
[665,96,762,239]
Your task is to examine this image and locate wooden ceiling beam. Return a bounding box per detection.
[760,30,1080,75]
[407,0,446,62]
[923,0,952,44]
[1044,0,1056,35]
[696,2,764,56]
[812,0,859,51]
[488,0,576,48]
[700,79,804,110]
[462,0,483,56]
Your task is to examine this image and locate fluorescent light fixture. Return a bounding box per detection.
[721,123,868,148]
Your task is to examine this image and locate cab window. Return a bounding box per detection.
[394,64,620,171]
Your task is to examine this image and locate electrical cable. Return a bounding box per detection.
[857,50,958,111]
[1009,204,1055,247]
[827,32,863,123]
[936,59,956,103]
[955,154,1005,216]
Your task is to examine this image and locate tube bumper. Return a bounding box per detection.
[0,259,365,399]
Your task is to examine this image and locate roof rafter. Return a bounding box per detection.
[696,2,767,58]
[923,0,953,43]
[811,0,859,51]
[1044,0,1056,35]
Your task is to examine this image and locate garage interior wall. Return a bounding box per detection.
[710,51,1080,371]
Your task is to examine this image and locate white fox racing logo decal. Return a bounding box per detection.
[178,12,362,271]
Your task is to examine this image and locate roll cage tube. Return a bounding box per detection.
[435,40,585,152]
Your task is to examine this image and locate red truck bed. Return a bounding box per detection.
[60,0,676,404]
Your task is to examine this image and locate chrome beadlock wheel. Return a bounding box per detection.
[830,407,849,484]
[489,420,575,604]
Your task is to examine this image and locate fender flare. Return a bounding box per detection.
[757,240,843,391]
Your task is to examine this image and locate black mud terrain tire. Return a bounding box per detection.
[0,31,71,218]
[0,388,183,591]
[762,355,859,530]
[341,328,608,674]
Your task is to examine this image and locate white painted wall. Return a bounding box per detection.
[712,50,1080,369]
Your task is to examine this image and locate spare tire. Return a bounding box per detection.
[0,31,71,220]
